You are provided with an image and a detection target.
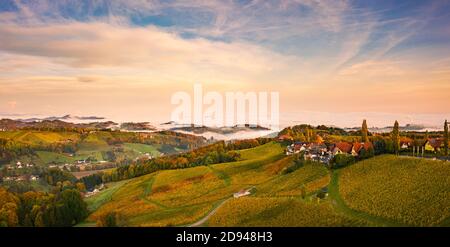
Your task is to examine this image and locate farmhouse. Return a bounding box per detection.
[351,142,374,156]
[330,146,345,155]
[335,142,353,154]
[286,142,307,155]
[233,188,252,198]
[85,184,105,197]
[278,134,293,142]
[400,137,413,149]
[16,161,23,169]
[424,138,444,152]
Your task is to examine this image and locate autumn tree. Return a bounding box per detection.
[96,211,127,227]
[361,119,369,143]
[0,188,19,227]
[58,189,88,225]
[392,121,400,155]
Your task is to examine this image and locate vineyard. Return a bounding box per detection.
[85,142,289,226]
[256,161,330,197]
[338,155,450,226]
[83,143,450,227]
[206,197,368,226]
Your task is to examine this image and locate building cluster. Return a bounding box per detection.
[3,174,40,182]
[398,137,446,153]
[283,136,447,164]
[84,183,105,197]
[6,161,35,170]
[285,140,374,164]
[48,162,87,171]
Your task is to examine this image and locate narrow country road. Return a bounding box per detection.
[189,197,232,227]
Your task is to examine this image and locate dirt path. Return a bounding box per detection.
[189,197,232,227]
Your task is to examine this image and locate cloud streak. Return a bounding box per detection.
[0,0,449,125]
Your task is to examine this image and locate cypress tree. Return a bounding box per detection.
[362,119,369,143]
[445,120,448,156]
[392,121,400,155]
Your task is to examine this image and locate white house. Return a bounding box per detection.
[233,188,252,198]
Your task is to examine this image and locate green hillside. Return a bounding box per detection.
[84,144,450,227]
[0,130,204,167]
[85,142,287,226]
[0,130,80,145]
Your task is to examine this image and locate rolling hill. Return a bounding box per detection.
[83,143,450,227]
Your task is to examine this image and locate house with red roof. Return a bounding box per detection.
[278,134,293,142]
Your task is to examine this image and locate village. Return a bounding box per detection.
[2,161,40,182]
[279,134,447,164]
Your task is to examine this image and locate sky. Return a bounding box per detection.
[0,0,449,128]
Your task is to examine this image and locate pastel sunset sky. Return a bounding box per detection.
[0,0,449,127]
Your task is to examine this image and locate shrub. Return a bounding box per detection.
[96,211,127,227]
[331,154,355,169]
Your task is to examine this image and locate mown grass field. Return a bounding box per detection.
[85,143,450,227]
[123,143,161,157]
[35,151,76,164]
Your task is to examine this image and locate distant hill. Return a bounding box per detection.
[0,118,117,131]
[345,123,443,133]
[120,122,157,131]
[18,114,105,122]
[160,122,276,140]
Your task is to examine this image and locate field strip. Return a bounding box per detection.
[208,165,231,186]
[139,169,228,210]
[188,197,232,227]
[328,171,407,227]
[140,176,170,209]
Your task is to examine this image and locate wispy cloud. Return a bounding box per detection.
[0,0,449,124]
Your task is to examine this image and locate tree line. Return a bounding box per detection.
[0,185,87,227]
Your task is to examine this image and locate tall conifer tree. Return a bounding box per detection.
[392,121,400,155]
[444,120,448,156]
[362,119,369,143]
